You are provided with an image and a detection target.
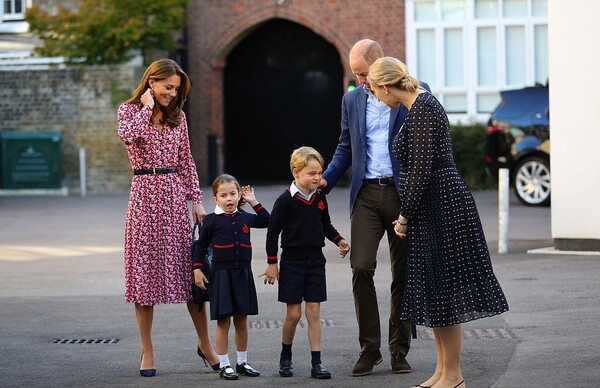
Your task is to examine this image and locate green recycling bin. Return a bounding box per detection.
[1,130,62,189]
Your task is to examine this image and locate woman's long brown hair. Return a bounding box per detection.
[125,58,190,127]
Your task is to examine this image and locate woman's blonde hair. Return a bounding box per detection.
[126,58,190,127]
[367,57,419,92]
[290,146,324,174]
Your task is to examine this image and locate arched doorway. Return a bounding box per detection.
[224,18,343,183]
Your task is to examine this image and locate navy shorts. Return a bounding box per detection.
[278,250,327,304]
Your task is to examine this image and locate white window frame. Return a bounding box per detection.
[406,0,548,124]
[0,0,31,34]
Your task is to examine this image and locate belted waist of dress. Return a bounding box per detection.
[133,167,178,175]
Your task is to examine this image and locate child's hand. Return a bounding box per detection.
[259,264,279,285]
[338,239,350,258]
[241,185,258,206]
[193,269,208,290]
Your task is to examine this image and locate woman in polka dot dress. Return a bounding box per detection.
[368,57,509,388]
[117,59,218,377]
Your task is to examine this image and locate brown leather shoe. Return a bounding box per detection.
[390,353,412,373]
[351,350,383,376]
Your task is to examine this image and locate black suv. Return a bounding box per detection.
[484,84,550,206]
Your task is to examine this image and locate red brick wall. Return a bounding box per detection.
[186,0,406,185]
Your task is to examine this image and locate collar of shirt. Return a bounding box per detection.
[289,181,316,201]
[214,204,238,215]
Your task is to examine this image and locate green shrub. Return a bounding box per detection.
[451,123,497,190]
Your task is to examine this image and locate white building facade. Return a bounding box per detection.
[405,0,548,124]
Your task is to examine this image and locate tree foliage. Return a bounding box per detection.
[26,0,187,65]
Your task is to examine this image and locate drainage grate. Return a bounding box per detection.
[52,338,120,344]
[249,319,335,330]
[417,328,516,340]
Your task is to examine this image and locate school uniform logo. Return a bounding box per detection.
[318,200,325,210]
[242,224,249,234]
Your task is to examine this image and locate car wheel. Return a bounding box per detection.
[513,156,551,206]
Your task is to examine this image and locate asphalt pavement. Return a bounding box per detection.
[1,186,599,387]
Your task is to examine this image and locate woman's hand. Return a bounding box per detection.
[141,88,154,108]
[192,203,206,223]
[393,219,407,238]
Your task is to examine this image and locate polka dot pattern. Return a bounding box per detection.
[393,92,509,327]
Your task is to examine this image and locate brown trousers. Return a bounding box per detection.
[350,182,411,356]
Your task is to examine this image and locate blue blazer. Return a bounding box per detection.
[322,82,430,214]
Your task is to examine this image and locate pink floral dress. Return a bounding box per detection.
[118,103,203,306]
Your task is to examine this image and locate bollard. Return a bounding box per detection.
[79,147,87,197]
[498,168,509,254]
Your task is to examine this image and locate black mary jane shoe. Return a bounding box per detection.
[219,365,239,380]
[279,359,293,377]
[236,362,260,377]
[311,363,331,379]
[197,345,220,371]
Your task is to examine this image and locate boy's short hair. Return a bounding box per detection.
[290,146,324,174]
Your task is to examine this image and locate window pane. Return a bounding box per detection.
[534,25,548,85]
[532,0,547,17]
[15,0,22,13]
[4,0,11,14]
[477,94,501,113]
[417,29,437,88]
[503,0,527,18]
[505,26,526,85]
[444,28,464,87]
[444,94,467,113]
[415,0,437,22]
[475,0,498,19]
[442,0,465,21]
[477,27,497,86]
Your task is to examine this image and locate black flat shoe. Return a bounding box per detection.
[279,358,293,377]
[236,362,260,377]
[219,365,239,380]
[197,345,220,371]
[311,363,331,379]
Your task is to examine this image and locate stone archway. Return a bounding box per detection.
[223,18,343,183]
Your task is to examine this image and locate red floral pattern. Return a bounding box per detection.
[118,103,203,306]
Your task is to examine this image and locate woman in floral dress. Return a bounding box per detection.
[117,59,218,376]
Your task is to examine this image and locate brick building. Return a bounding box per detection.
[185,0,409,184]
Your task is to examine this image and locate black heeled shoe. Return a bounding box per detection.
[139,354,156,377]
[197,345,220,371]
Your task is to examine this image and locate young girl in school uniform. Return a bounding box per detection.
[192,174,270,380]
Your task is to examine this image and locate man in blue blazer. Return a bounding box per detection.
[321,39,429,377]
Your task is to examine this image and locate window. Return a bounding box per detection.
[3,0,27,21]
[406,0,548,122]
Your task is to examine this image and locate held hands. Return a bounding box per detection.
[193,269,208,290]
[338,239,350,258]
[259,263,279,285]
[192,203,206,223]
[241,185,258,206]
[318,177,328,189]
[141,88,155,108]
[393,215,409,238]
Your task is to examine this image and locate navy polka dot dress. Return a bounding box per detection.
[393,92,509,327]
